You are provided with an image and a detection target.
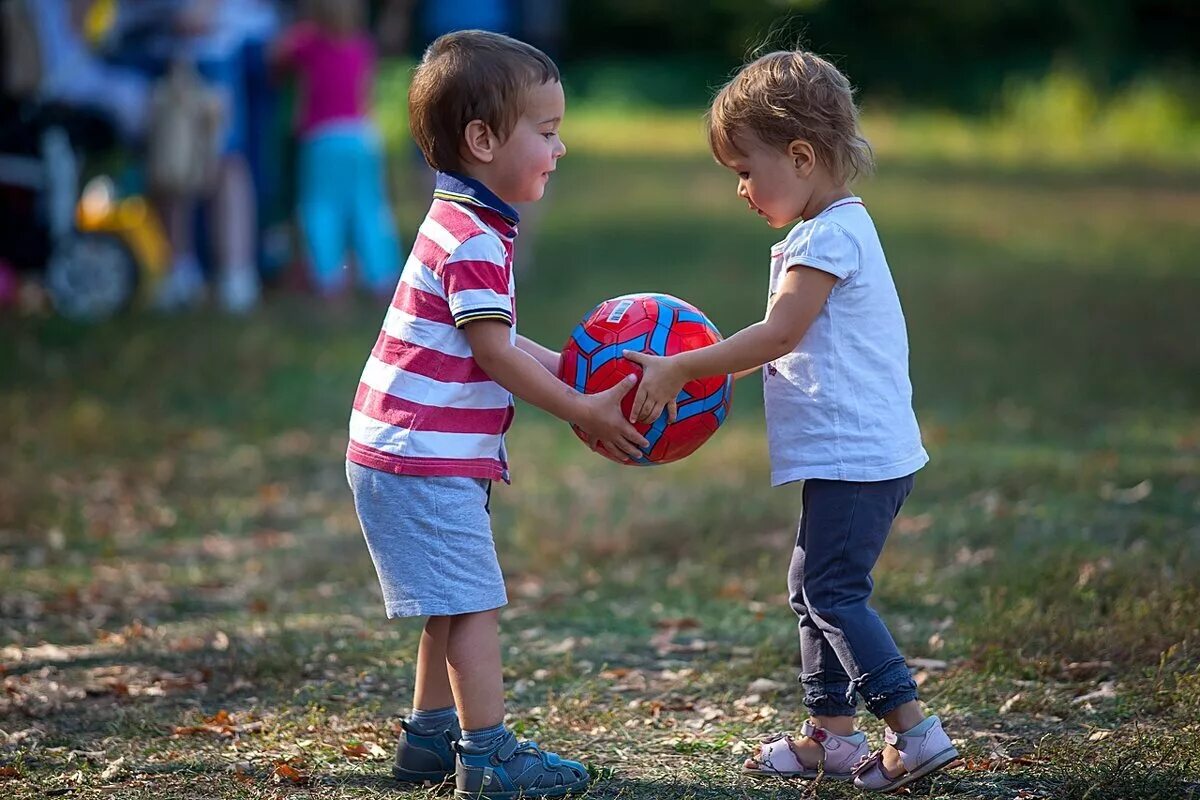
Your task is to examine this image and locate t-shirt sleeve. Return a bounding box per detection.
[441,234,513,328]
[780,219,860,280]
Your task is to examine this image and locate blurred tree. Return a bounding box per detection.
[562,0,1200,110]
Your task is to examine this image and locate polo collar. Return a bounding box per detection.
[433,171,520,227]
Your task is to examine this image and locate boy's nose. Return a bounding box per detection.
[737,182,749,199]
[555,139,567,158]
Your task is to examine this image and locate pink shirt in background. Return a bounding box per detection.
[275,22,375,137]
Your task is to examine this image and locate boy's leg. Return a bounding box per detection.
[393,616,460,783]
[447,608,590,797]
[446,609,505,730]
[414,615,455,712]
[798,477,920,718]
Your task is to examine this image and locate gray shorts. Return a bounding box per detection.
[346,461,508,618]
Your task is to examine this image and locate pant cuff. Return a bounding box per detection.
[860,661,919,718]
[801,676,857,717]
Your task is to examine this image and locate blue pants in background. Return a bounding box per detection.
[298,123,399,294]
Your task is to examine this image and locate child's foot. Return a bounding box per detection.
[741,721,869,780]
[393,717,459,784]
[852,715,958,792]
[454,730,589,799]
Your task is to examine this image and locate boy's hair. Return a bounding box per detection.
[409,30,560,172]
[708,51,873,183]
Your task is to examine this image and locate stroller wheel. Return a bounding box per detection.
[45,232,138,321]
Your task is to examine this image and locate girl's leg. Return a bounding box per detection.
[792,480,859,723]
[749,484,858,772]
[349,132,400,296]
[798,477,920,719]
[297,134,350,295]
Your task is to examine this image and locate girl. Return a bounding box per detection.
[272,0,399,296]
[624,51,958,793]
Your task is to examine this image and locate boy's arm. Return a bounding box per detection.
[625,265,837,423]
[516,335,561,374]
[464,321,649,459]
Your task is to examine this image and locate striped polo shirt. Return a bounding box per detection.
[347,172,520,482]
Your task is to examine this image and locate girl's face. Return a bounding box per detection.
[721,133,815,229]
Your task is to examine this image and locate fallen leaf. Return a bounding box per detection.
[273,762,306,785]
[0,766,19,779]
[342,742,369,759]
[100,757,125,781]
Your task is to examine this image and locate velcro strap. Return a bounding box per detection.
[799,720,829,745]
[491,733,519,763]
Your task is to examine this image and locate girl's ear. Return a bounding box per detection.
[788,139,816,177]
[462,119,496,164]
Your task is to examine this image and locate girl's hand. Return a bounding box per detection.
[623,351,685,424]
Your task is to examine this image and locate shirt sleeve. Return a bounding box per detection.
[441,234,513,328]
[781,219,860,280]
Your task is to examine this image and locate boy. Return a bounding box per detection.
[346,30,647,799]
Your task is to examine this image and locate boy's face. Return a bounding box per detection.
[723,133,812,228]
[488,80,567,205]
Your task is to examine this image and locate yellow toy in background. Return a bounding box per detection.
[45,176,171,319]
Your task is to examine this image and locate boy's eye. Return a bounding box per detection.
[737,172,750,179]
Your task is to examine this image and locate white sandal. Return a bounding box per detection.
[852,716,959,792]
[741,721,869,780]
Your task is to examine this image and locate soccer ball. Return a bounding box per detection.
[558,293,733,465]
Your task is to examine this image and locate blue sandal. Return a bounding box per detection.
[393,717,458,784]
[454,730,590,799]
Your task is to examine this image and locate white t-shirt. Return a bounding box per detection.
[763,197,928,485]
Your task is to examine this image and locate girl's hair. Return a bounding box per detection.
[708,51,874,183]
[304,0,364,36]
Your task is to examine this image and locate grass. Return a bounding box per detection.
[2,108,1200,799]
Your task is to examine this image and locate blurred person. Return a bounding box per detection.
[114,0,264,312]
[271,0,400,298]
[19,0,149,142]
[345,30,644,798]
[625,51,959,792]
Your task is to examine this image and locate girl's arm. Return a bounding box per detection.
[624,265,836,423]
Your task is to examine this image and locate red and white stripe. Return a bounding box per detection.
[347,199,517,481]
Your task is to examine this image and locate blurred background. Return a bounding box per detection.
[1,2,1198,798]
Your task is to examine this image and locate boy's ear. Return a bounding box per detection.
[788,139,816,177]
[462,119,496,164]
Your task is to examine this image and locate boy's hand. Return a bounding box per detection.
[623,351,685,424]
[576,375,650,461]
